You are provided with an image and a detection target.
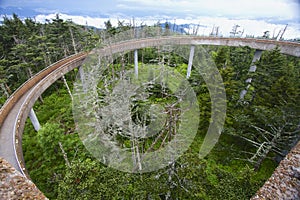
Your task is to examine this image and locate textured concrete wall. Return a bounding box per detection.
[0,157,47,200]
[251,141,300,200]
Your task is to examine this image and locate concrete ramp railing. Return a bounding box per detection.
[0,52,87,178]
[0,52,88,127]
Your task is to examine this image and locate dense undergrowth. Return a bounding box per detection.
[23,87,276,199]
[22,57,285,199]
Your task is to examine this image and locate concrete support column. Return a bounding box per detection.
[186,45,195,78]
[28,108,40,131]
[249,50,263,72]
[134,49,138,77]
[239,49,263,100]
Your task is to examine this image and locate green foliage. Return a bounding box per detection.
[0,14,100,103]
[253,47,300,108]
[24,121,86,199]
[58,159,145,200]
[14,18,300,199]
[229,46,254,81]
[206,166,256,199]
[23,87,89,198]
[212,46,229,69]
[57,149,267,199]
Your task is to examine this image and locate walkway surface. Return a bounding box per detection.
[0,52,87,177]
[0,87,34,174]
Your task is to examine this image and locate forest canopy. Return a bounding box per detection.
[0,14,299,199]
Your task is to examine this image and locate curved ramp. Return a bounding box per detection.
[0,53,87,177]
[0,36,299,179]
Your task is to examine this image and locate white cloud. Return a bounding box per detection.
[2,0,299,25]
[32,13,300,39]
[118,0,299,21]
[2,0,298,39]
[35,13,111,28]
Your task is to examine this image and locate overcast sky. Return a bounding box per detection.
[0,0,299,38]
[1,0,299,21]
